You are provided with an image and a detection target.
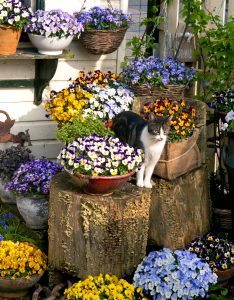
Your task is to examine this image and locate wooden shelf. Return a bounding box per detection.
[0,45,73,105]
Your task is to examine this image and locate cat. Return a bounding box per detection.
[111,111,171,188]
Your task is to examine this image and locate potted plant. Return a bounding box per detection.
[24,9,83,55]
[64,273,146,299]
[6,158,63,229]
[0,0,32,54]
[0,145,33,204]
[120,56,196,98]
[75,6,132,54]
[56,115,114,144]
[188,233,234,285]
[0,240,47,297]
[140,97,201,180]
[133,248,217,299]
[57,134,143,195]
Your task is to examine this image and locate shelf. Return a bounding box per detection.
[0,46,72,105]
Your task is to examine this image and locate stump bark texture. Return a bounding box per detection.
[149,166,211,250]
[48,172,151,279]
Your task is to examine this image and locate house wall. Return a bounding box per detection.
[0,0,129,159]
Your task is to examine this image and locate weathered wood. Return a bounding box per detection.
[149,166,211,250]
[48,172,151,279]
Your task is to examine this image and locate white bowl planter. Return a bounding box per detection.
[28,34,73,55]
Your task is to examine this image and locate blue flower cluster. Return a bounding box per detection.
[25,9,83,38]
[0,212,14,242]
[121,57,196,88]
[75,6,132,30]
[6,158,63,196]
[133,248,217,300]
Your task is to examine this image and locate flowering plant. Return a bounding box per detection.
[141,98,196,142]
[64,273,146,300]
[72,70,120,87]
[188,233,234,272]
[208,90,234,113]
[44,88,92,125]
[0,240,47,279]
[0,145,33,182]
[58,134,143,176]
[75,6,132,30]
[6,158,62,196]
[24,9,83,38]
[221,109,234,133]
[121,56,196,88]
[133,248,217,300]
[0,0,31,29]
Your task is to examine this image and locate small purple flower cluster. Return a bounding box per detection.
[0,212,14,242]
[207,90,234,112]
[58,134,143,176]
[24,9,83,38]
[6,158,63,196]
[0,0,32,29]
[188,233,234,272]
[121,56,196,88]
[75,6,132,30]
[133,248,217,300]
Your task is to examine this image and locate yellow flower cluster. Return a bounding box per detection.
[0,241,47,279]
[73,70,120,87]
[142,98,196,141]
[44,88,92,124]
[64,274,147,300]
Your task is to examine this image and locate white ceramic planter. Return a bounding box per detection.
[0,179,16,204]
[28,34,73,55]
[16,195,49,230]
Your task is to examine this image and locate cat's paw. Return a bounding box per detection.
[144,182,152,189]
[136,181,144,188]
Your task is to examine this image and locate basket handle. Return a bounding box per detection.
[79,0,114,12]
[0,110,11,121]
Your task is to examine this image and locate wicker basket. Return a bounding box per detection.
[154,128,201,180]
[79,27,128,55]
[212,208,232,230]
[131,84,185,98]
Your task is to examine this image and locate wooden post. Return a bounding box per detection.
[48,172,151,279]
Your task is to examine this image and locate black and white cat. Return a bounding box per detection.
[112,111,171,188]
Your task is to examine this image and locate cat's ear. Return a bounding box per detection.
[166,114,173,123]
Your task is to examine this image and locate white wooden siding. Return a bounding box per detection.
[0,0,128,159]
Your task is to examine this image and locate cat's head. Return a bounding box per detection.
[147,114,172,141]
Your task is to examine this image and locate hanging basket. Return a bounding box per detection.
[131,84,185,99]
[154,128,201,180]
[79,27,128,55]
[212,208,232,230]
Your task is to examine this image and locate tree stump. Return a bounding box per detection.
[149,166,211,250]
[48,172,151,279]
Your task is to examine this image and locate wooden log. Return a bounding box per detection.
[149,166,211,250]
[48,172,152,279]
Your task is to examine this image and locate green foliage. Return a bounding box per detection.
[56,115,114,143]
[182,0,234,101]
[207,284,229,300]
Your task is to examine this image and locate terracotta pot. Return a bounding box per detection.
[0,25,21,55]
[0,275,42,298]
[72,170,136,195]
[216,267,234,286]
[16,195,49,229]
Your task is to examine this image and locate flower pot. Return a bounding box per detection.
[71,170,136,195]
[154,128,201,180]
[28,34,73,55]
[0,275,42,298]
[216,268,234,286]
[79,27,128,55]
[16,195,49,230]
[0,25,21,55]
[0,179,16,204]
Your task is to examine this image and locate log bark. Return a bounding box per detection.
[48,172,151,279]
[149,166,211,250]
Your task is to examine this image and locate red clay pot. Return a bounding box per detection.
[0,25,21,55]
